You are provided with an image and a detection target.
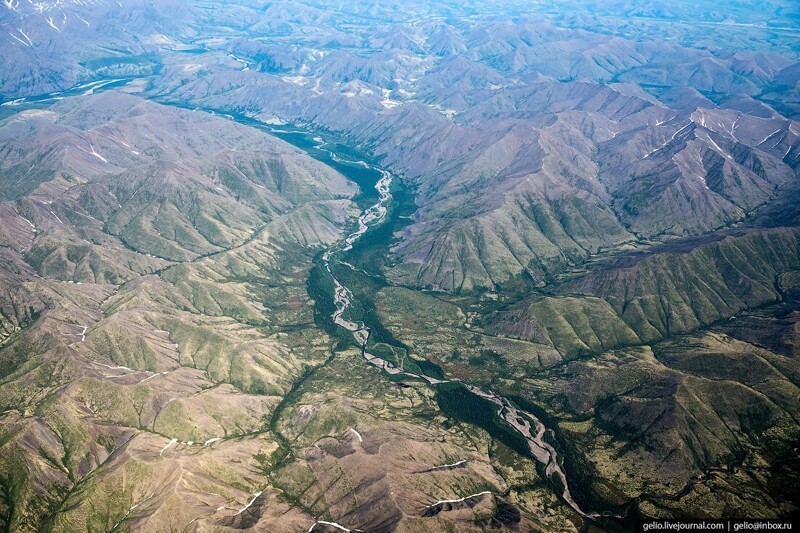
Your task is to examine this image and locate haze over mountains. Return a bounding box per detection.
[0,0,799,531]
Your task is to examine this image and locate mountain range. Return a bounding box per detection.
[1,0,799,530]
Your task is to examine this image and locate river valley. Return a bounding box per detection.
[291,127,603,523]
[3,78,605,527]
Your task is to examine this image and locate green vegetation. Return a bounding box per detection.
[435,382,531,459]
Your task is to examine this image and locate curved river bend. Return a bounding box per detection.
[311,140,598,521]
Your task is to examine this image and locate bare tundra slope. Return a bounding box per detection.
[1,0,799,530]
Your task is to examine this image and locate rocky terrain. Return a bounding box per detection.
[1,0,799,531]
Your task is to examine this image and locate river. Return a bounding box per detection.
[305,136,600,521]
[2,80,599,523]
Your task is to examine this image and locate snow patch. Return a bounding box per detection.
[758,128,783,146]
[159,438,177,456]
[282,75,308,86]
[235,492,262,515]
[138,372,168,384]
[430,459,467,470]
[349,428,363,443]
[45,16,60,31]
[309,521,362,532]
[17,27,33,45]
[700,131,731,159]
[227,53,250,71]
[8,31,29,47]
[89,144,108,163]
[671,122,693,140]
[95,362,137,372]
[425,490,492,508]
[19,214,37,232]
[1,97,26,106]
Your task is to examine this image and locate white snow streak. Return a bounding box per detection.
[138,372,168,384]
[235,492,262,515]
[159,438,177,456]
[9,31,29,46]
[20,214,37,231]
[425,491,492,508]
[430,459,467,470]
[349,428,363,443]
[308,521,362,532]
[17,27,33,45]
[1,97,26,106]
[671,122,692,140]
[758,129,783,146]
[95,362,136,372]
[89,144,108,163]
